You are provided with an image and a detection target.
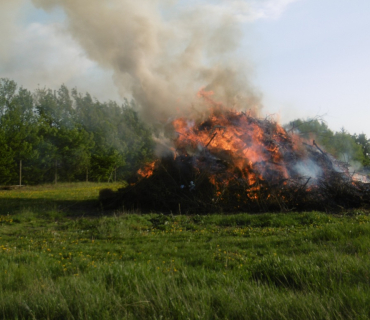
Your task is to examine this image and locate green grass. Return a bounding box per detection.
[0,182,123,217]
[1,184,370,319]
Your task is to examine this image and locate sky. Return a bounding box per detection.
[251,0,370,135]
[1,0,370,135]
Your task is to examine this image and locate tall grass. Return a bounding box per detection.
[0,184,370,319]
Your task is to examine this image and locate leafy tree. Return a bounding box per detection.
[119,105,154,174]
[0,129,14,184]
[287,118,334,147]
[0,78,17,116]
[34,86,73,128]
[352,133,370,167]
[0,80,41,184]
[287,118,365,167]
[330,130,364,164]
[0,79,153,184]
[55,126,94,182]
[90,148,124,182]
[73,90,154,181]
[34,86,94,183]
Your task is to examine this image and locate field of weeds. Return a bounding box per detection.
[1,183,370,319]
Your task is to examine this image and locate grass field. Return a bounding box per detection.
[1,183,370,319]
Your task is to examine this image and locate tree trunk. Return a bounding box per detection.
[55,160,58,184]
[108,170,113,183]
[19,160,22,186]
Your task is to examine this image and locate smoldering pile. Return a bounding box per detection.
[102,108,370,213]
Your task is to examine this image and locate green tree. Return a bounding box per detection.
[34,85,94,183]
[0,129,14,184]
[287,118,334,148]
[330,129,365,164]
[0,79,153,184]
[55,126,94,182]
[119,105,154,175]
[72,91,154,181]
[352,133,370,167]
[0,79,41,184]
[34,86,72,128]
[287,118,365,166]
[0,78,17,116]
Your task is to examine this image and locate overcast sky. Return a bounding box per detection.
[1,0,369,135]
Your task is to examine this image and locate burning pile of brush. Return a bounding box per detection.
[107,104,370,213]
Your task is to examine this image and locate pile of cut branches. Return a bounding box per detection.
[102,110,370,213]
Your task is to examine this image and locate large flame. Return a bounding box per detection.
[167,90,301,196]
[133,89,368,208]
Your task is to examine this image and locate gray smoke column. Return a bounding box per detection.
[32,0,262,121]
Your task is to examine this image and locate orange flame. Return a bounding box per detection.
[137,161,157,178]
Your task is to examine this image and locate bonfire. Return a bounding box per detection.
[105,91,370,213]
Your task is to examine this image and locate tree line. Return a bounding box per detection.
[0,78,154,185]
[1,77,369,186]
[287,118,370,169]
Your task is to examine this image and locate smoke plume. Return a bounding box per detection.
[0,0,25,62]
[31,0,264,121]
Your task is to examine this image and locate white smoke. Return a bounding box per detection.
[1,0,300,120]
[294,159,323,181]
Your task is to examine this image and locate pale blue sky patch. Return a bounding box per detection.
[252,0,370,134]
[22,1,65,26]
